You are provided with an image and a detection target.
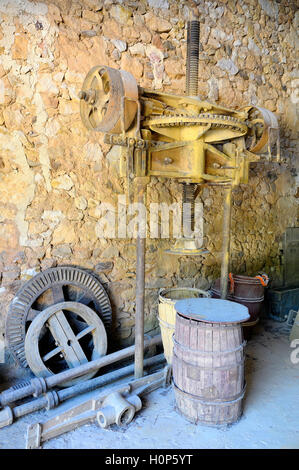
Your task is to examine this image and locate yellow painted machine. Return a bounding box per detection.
[79,20,280,378]
[80,66,279,186]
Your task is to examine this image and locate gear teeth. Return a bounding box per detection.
[146,113,246,133]
[6,266,112,368]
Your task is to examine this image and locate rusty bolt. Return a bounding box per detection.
[78,90,96,104]
[78,91,87,100]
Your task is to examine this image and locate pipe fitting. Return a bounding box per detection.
[126,394,142,412]
[45,391,59,410]
[0,406,13,428]
[31,377,47,397]
[96,392,141,429]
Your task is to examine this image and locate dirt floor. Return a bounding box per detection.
[0,319,298,450]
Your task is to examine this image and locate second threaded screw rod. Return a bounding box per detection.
[182,183,196,237]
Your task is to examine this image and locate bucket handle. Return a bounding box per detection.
[255,273,269,287]
[229,272,269,290]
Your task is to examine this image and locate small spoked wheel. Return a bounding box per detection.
[24,301,107,387]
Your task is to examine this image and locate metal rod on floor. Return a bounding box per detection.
[0,334,161,407]
[135,178,147,378]
[0,354,165,428]
[220,185,233,299]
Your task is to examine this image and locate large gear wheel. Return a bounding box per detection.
[6,266,112,368]
[144,113,247,132]
[143,113,247,143]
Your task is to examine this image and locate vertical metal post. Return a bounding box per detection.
[135,178,146,378]
[220,185,232,299]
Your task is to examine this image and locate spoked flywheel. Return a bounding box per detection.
[79,65,138,133]
[24,302,108,387]
[6,266,112,368]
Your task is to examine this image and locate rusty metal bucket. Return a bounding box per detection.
[229,274,265,299]
[211,276,265,339]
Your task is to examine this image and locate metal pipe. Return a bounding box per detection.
[1,354,165,427]
[135,178,147,378]
[220,185,233,299]
[0,334,161,407]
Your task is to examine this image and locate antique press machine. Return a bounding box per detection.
[79,20,279,378]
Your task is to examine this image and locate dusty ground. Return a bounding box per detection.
[0,319,298,450]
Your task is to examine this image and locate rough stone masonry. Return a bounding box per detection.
[0,0,298,352]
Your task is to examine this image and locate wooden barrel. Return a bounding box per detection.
[173,298,250,426]
[158,287,210,364]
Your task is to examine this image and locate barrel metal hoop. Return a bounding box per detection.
[172,335,247,355]
[173,351,245,370]
[233,295,264,302]
[173,380,247,405]
[159,288,210,305]
[243,318,259,327]
[177,317,244,329]
[158,317,174,330]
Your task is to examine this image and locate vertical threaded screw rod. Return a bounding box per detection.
[186,20,200,97]
[182,183,196,236]
[182,19,200,242]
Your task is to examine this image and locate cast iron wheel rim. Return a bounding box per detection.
[6,266,112,368]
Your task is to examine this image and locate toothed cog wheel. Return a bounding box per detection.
[6,266,112,369]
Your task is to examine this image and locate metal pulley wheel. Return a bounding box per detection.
[6,266,112,368]
[79,65,138,133]
[244,105,279,156]
[24,302,107,387]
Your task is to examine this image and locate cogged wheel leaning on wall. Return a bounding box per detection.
[6,266,112,368]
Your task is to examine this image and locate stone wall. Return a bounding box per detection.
[0,0,298,349]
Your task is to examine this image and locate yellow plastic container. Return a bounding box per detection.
[158,287,210,364]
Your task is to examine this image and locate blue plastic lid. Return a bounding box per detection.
[174,297,250,324]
